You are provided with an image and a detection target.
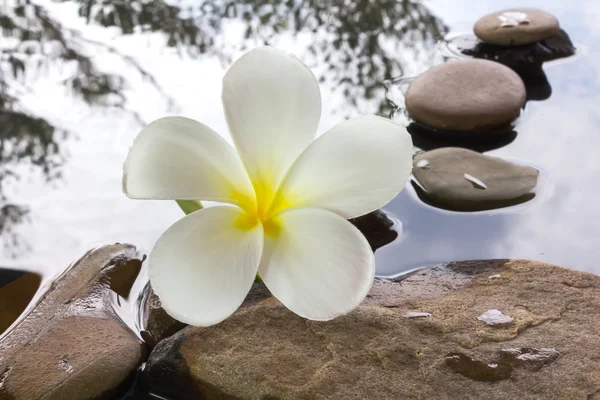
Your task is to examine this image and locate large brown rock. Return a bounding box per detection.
[142,259,600,399]
[0,244,147,400]
[412,147,539,211]
[474,8,560,46]
[405,59,526,132]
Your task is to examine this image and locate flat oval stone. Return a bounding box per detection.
[474,8,560,46]
[405,60,526,132]
[412,147,539,211]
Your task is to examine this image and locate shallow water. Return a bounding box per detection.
[0,0,599,286]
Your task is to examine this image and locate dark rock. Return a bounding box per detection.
[405,60,526,132]
[412,147,539,211]
[140,284,187,349]
[349,210,398,251]
[0,269,41,335]
[141,259,600,399]
[407,122,518,152]
[464,29,576,69]
[474,8,560,46]
[0,244,147,400]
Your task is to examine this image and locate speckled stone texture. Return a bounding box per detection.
[143,259,600,400]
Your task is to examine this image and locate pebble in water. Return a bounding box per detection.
[478,309,514,325]
[474,8,560,46]
[405,59,526,132]
[412,148,539,212]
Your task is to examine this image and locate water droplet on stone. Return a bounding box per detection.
[464,173,487,190]
[477,309,514,325]
[403,311,432,318]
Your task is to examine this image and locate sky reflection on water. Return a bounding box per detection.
[0,0,599,278]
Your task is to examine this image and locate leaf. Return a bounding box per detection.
[175,200,203,215]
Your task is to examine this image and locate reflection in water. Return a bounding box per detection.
[0,0,599,278]
[407,122,518,152]
[0,0,448,259]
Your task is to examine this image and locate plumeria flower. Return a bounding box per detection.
[122,47,413,326]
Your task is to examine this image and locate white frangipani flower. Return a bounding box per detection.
[122,47,413,327]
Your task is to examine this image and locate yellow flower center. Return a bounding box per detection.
[232,178,291,236]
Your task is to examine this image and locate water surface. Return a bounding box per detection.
[0,0,599,282]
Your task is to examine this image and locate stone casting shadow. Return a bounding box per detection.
[407,123,518,153]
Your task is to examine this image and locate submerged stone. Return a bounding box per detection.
[0,245,147,400]
[141,259,600,399]
[405,60,526,132]
[412,147,539,211]
[474,8,560,46]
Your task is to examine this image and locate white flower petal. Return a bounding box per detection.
[259,208,374,321]
[274,115,413,219]
[149,206,263,326]
[123,116,255,208]
[222,47,321,198]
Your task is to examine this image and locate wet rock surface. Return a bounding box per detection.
[412,147,539,211]
[142,259,600,400]
[474,8,560,46]
[0,244,147,400]
[405,59,526,132]
[0,269,41,335]
[140,285,187,349]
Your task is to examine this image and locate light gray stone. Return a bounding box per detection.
[405,59,526,132]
